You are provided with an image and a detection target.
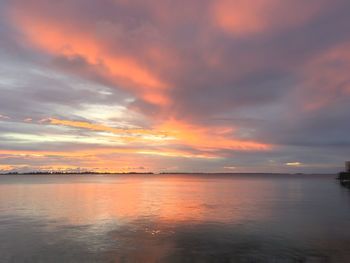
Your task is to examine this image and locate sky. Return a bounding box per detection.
[0,0,350,173]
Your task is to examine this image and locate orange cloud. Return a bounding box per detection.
[301,43,350,111]
[0,144,216,167]
[157,119,271,151]
[0,164,15,171]
[213,0,328,35]
[0,147,215,174]
[48,118,162,137]
[46,117,271,152]
[10,3,168,105]
[6,1,273,172]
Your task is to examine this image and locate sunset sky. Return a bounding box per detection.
[0,0,349,173]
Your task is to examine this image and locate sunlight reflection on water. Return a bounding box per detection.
[0,174,350,262]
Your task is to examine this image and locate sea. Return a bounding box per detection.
[0,174,349,262]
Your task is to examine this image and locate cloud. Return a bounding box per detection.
[1,0,350,172]
[298,42,350,111]
[212,0,330,35]
[9,0,168,105]
[285,162,302,167]
[45,117,271,152]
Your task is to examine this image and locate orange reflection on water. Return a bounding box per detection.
[0,175,273,225]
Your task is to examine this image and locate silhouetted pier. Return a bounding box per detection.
[338,161,350,187]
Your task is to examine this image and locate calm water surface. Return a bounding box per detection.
[0,174,350,262]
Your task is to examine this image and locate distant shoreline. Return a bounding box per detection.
[0,172,336,176]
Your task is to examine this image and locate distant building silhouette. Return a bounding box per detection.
[338,162,350,188]
[346,161,350,172]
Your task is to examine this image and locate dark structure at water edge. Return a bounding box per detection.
[338,161,350,187]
